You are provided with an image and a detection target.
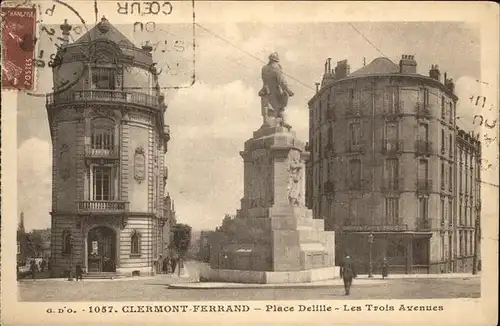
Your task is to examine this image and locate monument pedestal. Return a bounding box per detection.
[204,124,337,284]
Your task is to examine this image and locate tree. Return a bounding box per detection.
[26,231,44,258]
[172,223,192,275]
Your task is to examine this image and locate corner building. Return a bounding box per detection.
[306,55,481,274]
[47,18,171,276]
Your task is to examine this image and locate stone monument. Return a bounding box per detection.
[203,53,337,284]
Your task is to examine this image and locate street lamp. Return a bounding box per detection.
[368,232,374,278]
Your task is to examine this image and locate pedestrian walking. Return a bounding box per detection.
[40,258,47,272]
[170,256,177,274]
[163,257,169,274]
[30,259,37,280]
[75,264,83,281]
[381,257,389,279]
[157,255,163,274]
[340,255,356,295]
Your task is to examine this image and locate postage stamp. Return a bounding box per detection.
[1,6,37,90]
[1,1,499,326]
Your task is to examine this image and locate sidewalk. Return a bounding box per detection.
[167,273,480,289]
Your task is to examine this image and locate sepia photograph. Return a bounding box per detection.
[1,1,498,325]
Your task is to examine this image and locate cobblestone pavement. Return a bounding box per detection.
[18,276,480,302]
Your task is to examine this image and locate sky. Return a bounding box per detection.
[17,20,495,232]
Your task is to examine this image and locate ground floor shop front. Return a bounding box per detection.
[334,231,478,274]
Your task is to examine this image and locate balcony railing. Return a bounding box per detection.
[84,145,120,159]
[416,219,431,231]
[324,144,336,157]
[382,139,403,155]
[78,200,129,213]
[346,178,368,191]
[381,178,404,192]
[323,180,335,194]
[47,89,161,110]
[415,140,433,156]
[341,224,408,232]
[416,179,433,193]
[345,141,366,153]
[384,101,404,120]
[415,102,432,119]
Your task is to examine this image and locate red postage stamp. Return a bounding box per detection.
[1,6,36,90]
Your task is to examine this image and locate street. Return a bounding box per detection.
[18,277,480,302]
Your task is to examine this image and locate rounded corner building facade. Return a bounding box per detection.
[306,55,481,274]
[47,17,173,277]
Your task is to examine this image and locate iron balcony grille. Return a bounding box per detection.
[416,219,431,231]
[84,145,120,159]
[415,102,432,119]
[381,178,404,192]
[382,140,404,154]
[47,89,161,109]
[78,200,130,213]
[345,140,366,153]
[415,140,433,156]
[416,179,433,193]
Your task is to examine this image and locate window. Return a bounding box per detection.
[419,159,428,180]
[459,167,463,192]
[440,161,445,189]
[385,86,400,114]
[420,87,430,106]
[449,165,453,191]
[349,159,361,187]
[348,198,359,225]
[17,241,20,255]
[131,231,141,255]
[385,159,399,189]
[419,197,428,220]
[93,167,112,200]
[385,197,399,224]
[91,67,115,89]
[349,122,361,148]
[419,123,428,141]
[441,130,445,153]
[459,198,463,225]
[448,200,453,226]
[448,102,453,121]
[441,235,445,261]
[464,231,468,256]
[441,96,445,118]
[448,135,453,157]
[62,230,72,255]
[91,118,115,151]
[440,198,445,225]
[348,89,354,101]
[328,126,334,148]
[459,231,463,257]
[470,232,474,256]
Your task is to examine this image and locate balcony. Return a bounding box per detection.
[415,140,433,156]
[381,178,404,192]
[324,144,336,158]
[415,102,432,119]
[345,141,366,154]
[416,179,433,194]
[383,101,404,121]
[84,145,120,159]
[77,200,129,214]
[326,104,336,121]
[346,178,368,191]
[323,180,335,194]
[164,125,170,142]
[416,219,431,231]
[382,140,403,155]
[47,89,161,110]
[341,224,408,232]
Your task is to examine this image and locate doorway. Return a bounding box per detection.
[87,226,116,272]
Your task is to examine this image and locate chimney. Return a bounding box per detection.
[327,58,332,73]
[429,64,441,82]
[315,82,320,93]
[446,77,455,93]
[59,19,72,45]
[334,59,350,79]
[399,54,417,74]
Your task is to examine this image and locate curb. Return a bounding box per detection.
[167,280,388,290]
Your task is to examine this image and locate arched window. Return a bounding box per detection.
[131,231,141,256]
[91,118,115,151]
[62,230,72,254]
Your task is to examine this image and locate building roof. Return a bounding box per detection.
[74,17,135,48]
[349,57,399,77]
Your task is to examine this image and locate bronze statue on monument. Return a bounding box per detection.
[258,52,295,128]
